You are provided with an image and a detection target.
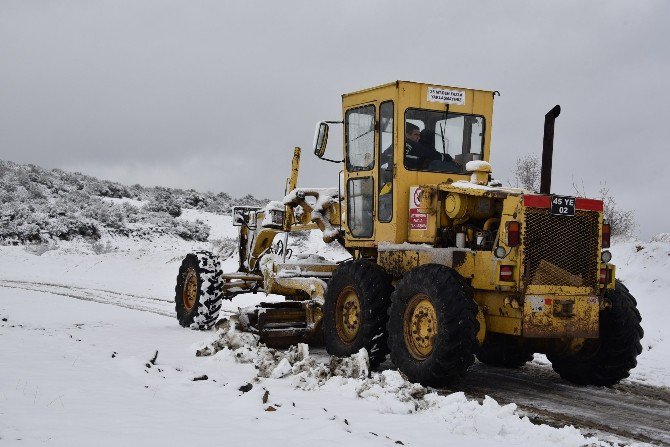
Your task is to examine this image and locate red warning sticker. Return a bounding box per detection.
[410,209,428,230]
[409,186,427,230]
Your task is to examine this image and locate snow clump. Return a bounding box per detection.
[193,315,606,445]
[196,315,369,382]
[196,317,501,415]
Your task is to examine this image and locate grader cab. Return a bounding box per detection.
[175,81,642,387]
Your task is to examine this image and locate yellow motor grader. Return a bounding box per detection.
[175,81,643,387]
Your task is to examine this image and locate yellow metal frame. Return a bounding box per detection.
[341,81,495,248]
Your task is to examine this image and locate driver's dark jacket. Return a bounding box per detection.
[404,139,453,169]
[380,140,455,171]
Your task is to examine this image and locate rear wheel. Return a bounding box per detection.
[175,251,224,330]
[548,281,643,386]
[323,259,393,368]
[476,334,534,369]
[387,264,478,387]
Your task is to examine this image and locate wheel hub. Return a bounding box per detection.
[404,294,437,359]
[183,268,198,311]
[336,286,361,343]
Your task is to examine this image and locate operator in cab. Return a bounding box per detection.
[404,123,460,172]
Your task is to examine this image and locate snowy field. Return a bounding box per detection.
[1,209,668,446]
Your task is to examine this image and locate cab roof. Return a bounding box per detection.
[341,80,496,98]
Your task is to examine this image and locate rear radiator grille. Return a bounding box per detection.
[522,209,599,289]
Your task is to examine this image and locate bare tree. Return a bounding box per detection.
[572,179,636,238]
[599,183,636,237]
[513,154,541,192]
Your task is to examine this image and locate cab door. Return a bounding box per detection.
[343,103,377,243]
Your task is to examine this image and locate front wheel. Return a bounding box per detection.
[175,251,224,330]
[323,259,393,368]
[548,281,643,386]
[387,264,479,387]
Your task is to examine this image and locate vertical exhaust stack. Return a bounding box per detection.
[540,105,561,194]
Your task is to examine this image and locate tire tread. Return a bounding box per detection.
[548,280,643,386]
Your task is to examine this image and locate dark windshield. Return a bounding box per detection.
[404,108,485,173]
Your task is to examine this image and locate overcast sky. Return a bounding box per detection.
[1,0,669,238]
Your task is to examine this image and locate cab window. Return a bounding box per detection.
[345,105,375,171]
[404,108,484,173]
[347,177,374,238]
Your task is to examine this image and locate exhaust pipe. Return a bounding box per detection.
[540,105,561,194]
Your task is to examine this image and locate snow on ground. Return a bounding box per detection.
[179,208,238,240]
[1,209,667,445]
[609,234,670,387]
[0,236,207,300]
[98,196,238,241]
[0,287,599,447]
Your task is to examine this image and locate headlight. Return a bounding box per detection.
[494,246,507,259]
[601,251,612,263]
[270,209,284,226]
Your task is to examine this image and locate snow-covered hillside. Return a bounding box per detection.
[0,160,266,243]
[1,205,669,445]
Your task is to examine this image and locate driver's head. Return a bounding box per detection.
[406,123,420,143]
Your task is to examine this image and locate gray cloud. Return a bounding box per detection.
[1,0,668,238]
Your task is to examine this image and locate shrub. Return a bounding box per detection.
[512,154,541,192]
[145,188,182,217]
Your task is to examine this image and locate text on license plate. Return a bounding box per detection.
[551,195,575,216]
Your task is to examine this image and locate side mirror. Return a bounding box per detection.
[313,122,329,158]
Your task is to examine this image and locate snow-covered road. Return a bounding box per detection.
[2,285,600,447]
[2,276,668,446]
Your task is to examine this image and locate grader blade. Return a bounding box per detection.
[240,301,323,348]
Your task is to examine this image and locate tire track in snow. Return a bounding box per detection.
[0,279,174,317]
[0,279,238,319]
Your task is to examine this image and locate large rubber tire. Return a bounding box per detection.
[323,259,393,368]
[387,264,479,387]
[175,251,224,330]
[476,334,534,368]
[548,280,643,386]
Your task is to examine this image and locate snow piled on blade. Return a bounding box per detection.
[194,316,600,445]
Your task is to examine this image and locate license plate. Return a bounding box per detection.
[551,195,575,216]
